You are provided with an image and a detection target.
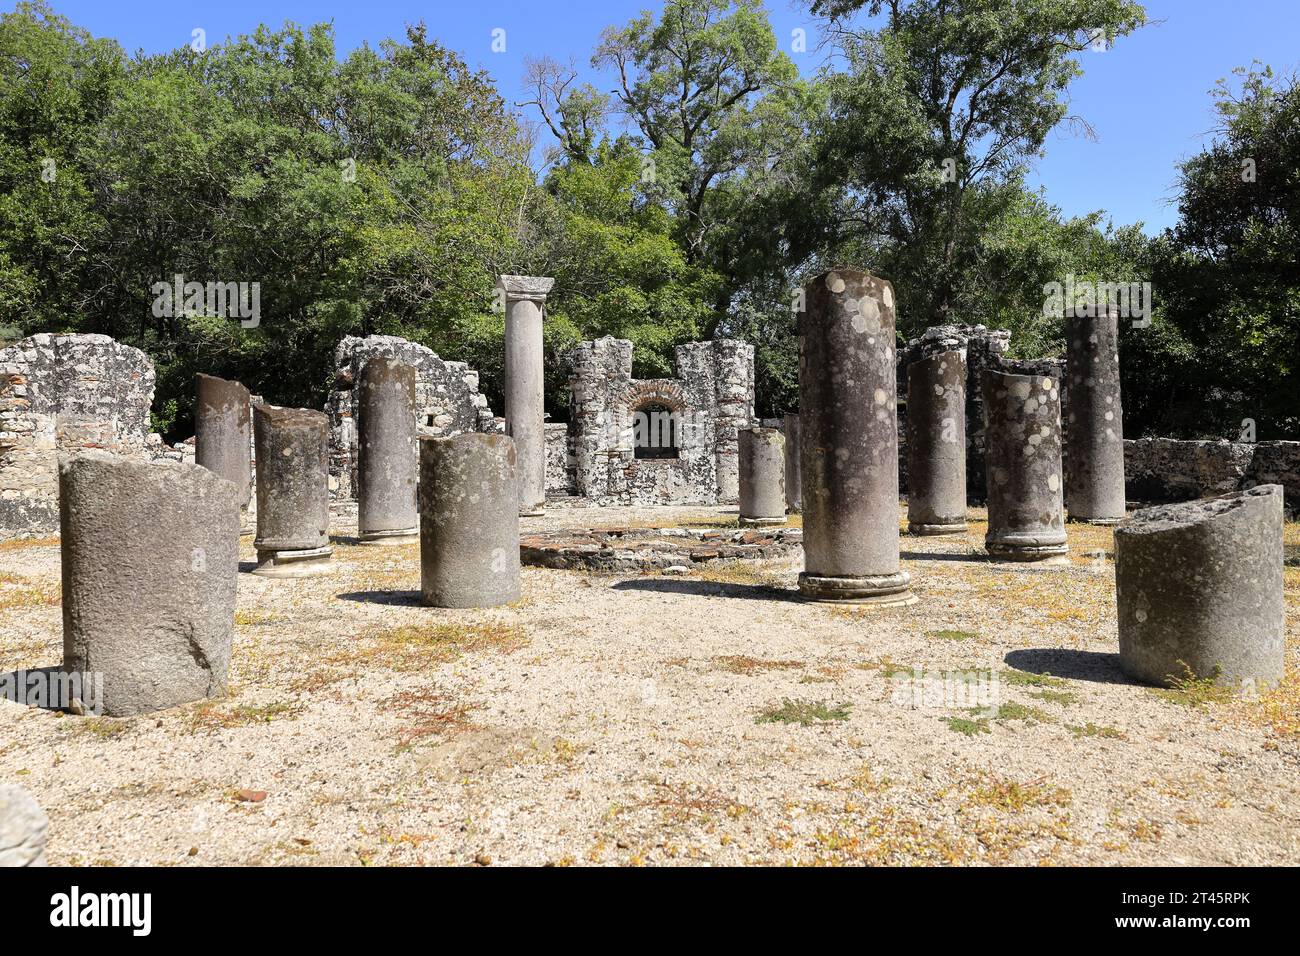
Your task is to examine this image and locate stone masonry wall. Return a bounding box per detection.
[0,334,155,538]
[566,336,755,506]
[1125,438,1300,516]
[327,335,497,499]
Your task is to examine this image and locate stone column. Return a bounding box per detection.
[499,274,554,516]
[1065,307,1126,524]
[252,404,333,576]
[783,413,802,513]
[981,369,1067,562]
[738,427,786,526]
[1115,485,1284,689]
[195,373,252,529]
[906,350,967,535]
[357,357,418,545]
[60,453,239,716]
[797,268,914,605]
[419,433,520,608]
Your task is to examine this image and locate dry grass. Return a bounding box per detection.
[380,688,475,750]
[714,655,804,675]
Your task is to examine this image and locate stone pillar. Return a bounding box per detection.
[252,404,333,576]
[738,427,786,526]
[783,413,802,513]
[419,433,520,608]
[1065,308,1126,524]
[195,373,252,529]
[60,453,239,716]
[499,274,554,516]
[797,268,914,605]
[906,350,967,535]
[0,785,49,866]
[981,369,1067,562]
[356,357,419,544]
[1115,485,1284,689]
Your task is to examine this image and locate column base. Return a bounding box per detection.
[798,571,917,606]
[1068,515,1123,526]
[520,507,546,518]
[908,521,968,536]
[739,515,787,527]
[358,528,419,546]
[985,540,1069,564]
[252,545,334,578]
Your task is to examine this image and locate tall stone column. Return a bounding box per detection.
[981,369,1067,562]
[195,373,252,530]
[906,350,967,535]
[1115,485,1284,689]
[1065,307,1126,524]
[798,268,914,605]
[783,413,802,513]
[499,274,554,516]
[419,433,521,608]
[60,453,239,716]
[252,404,333,577]
[357,357,418,545]
[738,427,786,526]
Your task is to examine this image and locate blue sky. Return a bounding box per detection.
[24,0,1300,233]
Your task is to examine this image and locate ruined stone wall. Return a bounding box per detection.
[327,335,497,499]
[544,422,573,497]
[1125,438,1299,515]
[565,336,755,506]
[0,334,155,538]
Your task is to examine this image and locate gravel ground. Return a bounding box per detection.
[2,503,1297,867]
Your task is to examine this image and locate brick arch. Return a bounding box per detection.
[620,380,687,415]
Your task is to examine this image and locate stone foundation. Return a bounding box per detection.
[1125,438,1299,515]
[0,334,154,538]
[326,335,497,499]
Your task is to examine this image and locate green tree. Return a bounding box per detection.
[805,0,1147,331]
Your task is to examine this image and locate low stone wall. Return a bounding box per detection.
[1,334,155,538]
[1124,438,1299,515]
[326,335,497,498]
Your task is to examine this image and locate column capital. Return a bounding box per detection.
[497,274,555,302]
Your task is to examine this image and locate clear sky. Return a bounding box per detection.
[23,0,1300,233]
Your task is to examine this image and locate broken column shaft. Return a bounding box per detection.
[357,357,419,545]
[738,426,786,526]
[906,349,967,535]
[981,369,1068,562]
[252,404,333,576]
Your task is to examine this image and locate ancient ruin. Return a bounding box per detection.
[252,405,333,577]
[797,268,914,605]
[782,413,802,513]
[981,369,1068,562]
[0,784,48,867]
[1064,308,1126,523]
[326,335,496,500]
[520,526,801,572]
[60,453,239,716]
[738,426,786,526]
[419,433,521,608]
[905,349,967,535]
[195,373,253,529]
[500,275,554,516]
[0,334,153,537]
[1115,484,1285,688]
[563,336,755,506]
[356,358,419,545]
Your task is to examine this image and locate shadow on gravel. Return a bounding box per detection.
[611,578,799,602]
[1003,648,1137,686]
[335,589,423,606]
